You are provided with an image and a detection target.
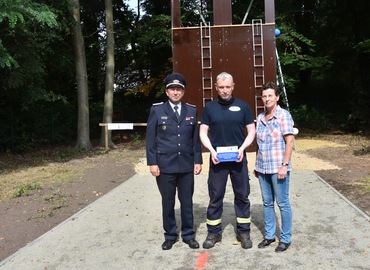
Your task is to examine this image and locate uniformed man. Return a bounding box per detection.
[146,73,203,250]
[199,72,256,249]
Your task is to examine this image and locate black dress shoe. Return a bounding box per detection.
[258,238,276,248]
[162,239,177,250]
[183,239,200,249]
[275,242,290,252]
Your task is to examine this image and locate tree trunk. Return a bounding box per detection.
[71,0,92,149]
[99,0,116,148]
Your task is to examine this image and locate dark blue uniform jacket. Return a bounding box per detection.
[146,101,202,173]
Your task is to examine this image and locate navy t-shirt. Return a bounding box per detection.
[201,97,254,148]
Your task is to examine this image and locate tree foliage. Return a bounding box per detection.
[0,0,369,153]
[275,0,370,131]
[0,0,58,68]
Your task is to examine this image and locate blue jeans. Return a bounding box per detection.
[258,172,292,243]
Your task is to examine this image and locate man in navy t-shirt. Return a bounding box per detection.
[200,72,256,249]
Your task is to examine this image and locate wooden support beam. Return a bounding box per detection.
[264,0,275,24]
[171,0,181,28]
[213,0,232,25]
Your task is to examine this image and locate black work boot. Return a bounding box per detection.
[236,232,253,249]
[202,234,222,249]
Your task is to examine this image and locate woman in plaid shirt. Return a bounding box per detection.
[254,82,295,253]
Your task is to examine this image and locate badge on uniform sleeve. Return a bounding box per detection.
[162,125,166,130]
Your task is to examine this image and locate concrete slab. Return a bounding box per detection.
[1,170,369,269]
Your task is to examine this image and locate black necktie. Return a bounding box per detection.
[174,105,180,120]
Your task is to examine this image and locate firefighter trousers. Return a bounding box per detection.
[206,156,251,236]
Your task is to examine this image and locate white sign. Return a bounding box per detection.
[107,123,134,130]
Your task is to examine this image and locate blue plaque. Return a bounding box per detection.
[217,146,238,162]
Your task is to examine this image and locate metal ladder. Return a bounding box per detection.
[252,19,265,117]
[200,21,213,107]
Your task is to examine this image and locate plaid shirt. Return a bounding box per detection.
[254,105,294,174]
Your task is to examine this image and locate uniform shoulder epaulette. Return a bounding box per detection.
[186,103,196,107]
[152,102,163,106]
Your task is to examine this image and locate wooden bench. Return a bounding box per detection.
[99,123,147,150]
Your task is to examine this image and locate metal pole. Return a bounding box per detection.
[275,47,290,111]
[242,0,254,24]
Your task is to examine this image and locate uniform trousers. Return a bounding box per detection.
[156,172,195,241]
[206,156,251,236]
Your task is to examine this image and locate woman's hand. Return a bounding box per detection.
[278,165,288,180]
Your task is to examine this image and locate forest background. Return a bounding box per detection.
[0,0,369,153]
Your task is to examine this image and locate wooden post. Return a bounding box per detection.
[263,0,277,84]
[171,0,181,28]
[264,0,275,24]
[213,0,232,25]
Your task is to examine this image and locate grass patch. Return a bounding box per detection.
[44,189,70,217]
[12,182,42,198]
[27,189,71,220]
[0,163,88,202]
[0,140,145,202]
[358,177,370,193]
